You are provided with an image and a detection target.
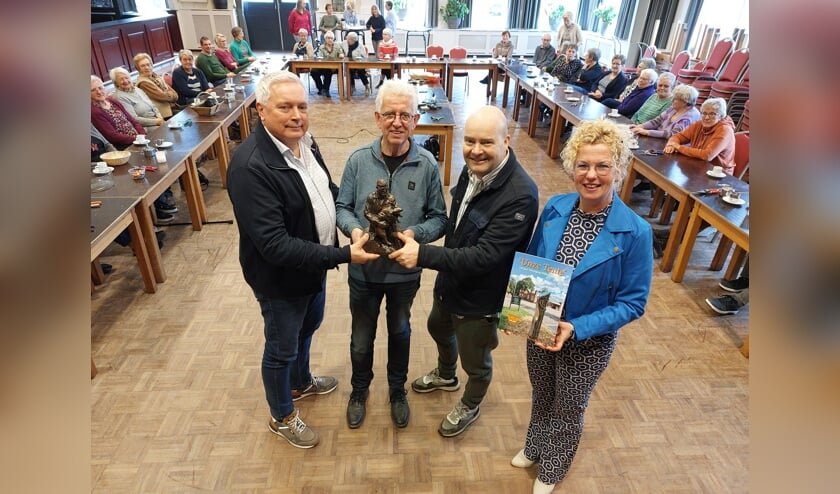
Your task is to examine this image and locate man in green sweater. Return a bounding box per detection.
[196,36,238,86]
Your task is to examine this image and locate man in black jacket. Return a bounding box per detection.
[389,106,539,437]
[227,71,376,449]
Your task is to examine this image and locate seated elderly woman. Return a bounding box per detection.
[665,97,736,174]
[567,47,605,93]
[214,32,250,72]
[630,84,700,138]
[90,75,178,223]
[293,28,315,58]
[312,31,345,96]
[631,72,676,124]
[550,44,583,83]
[343,31,371,95]
[542,42,573,74]
[110,67,164,130]
[171,49,212,106]
[589,54,627,101]
[133,52,179,118]
[90,75,146,148]
[230,26,256,64]
[604,57,655,106]
[603,68,657,117]
[376,28,399,88]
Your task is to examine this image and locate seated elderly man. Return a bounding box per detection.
[604,68,658,117]
[665,97,736,174]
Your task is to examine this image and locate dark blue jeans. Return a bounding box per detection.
[348,277,420,391]
[255,281,325,421]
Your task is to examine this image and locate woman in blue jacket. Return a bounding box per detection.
[510,120,653,494]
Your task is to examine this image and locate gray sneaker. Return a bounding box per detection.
[411,368,460,393]
[292,375,338,401]
[438,402,480,437]
[269,409,319,448]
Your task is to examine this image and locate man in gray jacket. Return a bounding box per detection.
[336,79,447,430]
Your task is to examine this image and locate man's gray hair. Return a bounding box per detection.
[375,79,418,114]
[255,70,306,107]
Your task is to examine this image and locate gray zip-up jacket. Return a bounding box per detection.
[336,138,447,284]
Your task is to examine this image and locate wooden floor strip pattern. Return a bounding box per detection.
[92,79,748,493]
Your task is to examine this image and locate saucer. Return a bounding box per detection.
[155,141,173,149]
[629,144,640,150]
[706,170,726,178]
[566,96,580,102]
[167,122,182,129]
[563,89,574,93]
[92,166,114,175]
[133,139,149,145]
[722,195,746,206]
[608,112,620,118]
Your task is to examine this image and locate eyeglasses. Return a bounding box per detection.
[701,111,721,117]
[575,163,613,176]
[380,112,414,123]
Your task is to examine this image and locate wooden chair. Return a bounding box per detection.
[449,47,469,95]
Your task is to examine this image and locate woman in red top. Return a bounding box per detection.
[288,1,312,41]
[376,28,399,88]
[90,75,145,149]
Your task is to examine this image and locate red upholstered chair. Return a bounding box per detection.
[625,44,657,77]
[736,100,750,132]
[710,67,750,122]
[668,50,691,77]
[426,45,444,78]
[164,73,173,87]
[732,131,750,180]
[677,38,734,84]
[449,47,469,95]
[693,48,749,106]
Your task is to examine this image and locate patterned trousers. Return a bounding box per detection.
[523,333,617,485]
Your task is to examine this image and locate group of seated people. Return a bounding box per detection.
[531,36,736,177]
[90,27,259,224]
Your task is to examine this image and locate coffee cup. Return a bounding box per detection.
[154,139,165,147]
[135,134,148,144]
[728,191,741,201]
[712,165,724,175]
[610,109,619,116]
[94,161,108,172]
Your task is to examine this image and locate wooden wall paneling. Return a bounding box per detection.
[123,26,152,62]
[146,19,174,62]
[92,27,131,80]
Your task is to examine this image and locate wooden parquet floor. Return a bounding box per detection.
[92,76,748,493]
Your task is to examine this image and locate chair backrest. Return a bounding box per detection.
[669,50,691,76]
[717,48,749,83]
[697,37,733,75]
[450,47,467,59]
[738,67,750,85]
[733,131,749,179]
[164,73,173,87]
[643,44,657,59]
[427,45,444,59]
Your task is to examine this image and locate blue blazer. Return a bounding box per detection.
[527,193,653,340]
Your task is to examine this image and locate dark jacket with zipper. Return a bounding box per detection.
[226,121,349,298]
[527,192,653,340]
[417,149,539,317]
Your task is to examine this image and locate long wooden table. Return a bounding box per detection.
[415,85,456,186]
[445,58,500,100]
[90,196,156,294]
[287,58,346,100]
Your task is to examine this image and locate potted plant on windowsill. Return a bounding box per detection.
[545,3,566,32]
[593,6,617,36]
[439,0,470,29]
[393,0,408,21]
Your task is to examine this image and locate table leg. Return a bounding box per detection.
[725,246,748,280]
[91,261,105,285]
[91,357,98,379]
[215,129,230,188]
[134,201,166,283]
[238,108,251,140]
[128,208,157,293]
[661,196,693,273]
[442,129,453,187]
[490,67,499,99]
[181,160,204,230]
[711,237,733,271]
[502,73,511,108]
[740,334,749,358]
[337,67,345,101]
[512,81,523,121]
[619,161,637,203]
[547,108,566,158]
[527,98,540,137]
[649,188,666,217]
[670,201,703,282]
[446,67,454,100]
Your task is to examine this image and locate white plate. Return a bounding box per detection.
[133,139,149,145]
[566,96,580,102]
[167,122,182,129]
[706,170,726,178]
[92,166,114,175]
[608,112,621,118]
[722,195,746,205]
[155,141,173,149]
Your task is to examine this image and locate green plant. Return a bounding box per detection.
[391,0,407,9]
[545,3,565,22]
[593,6,617,25]
[439,0,470,21]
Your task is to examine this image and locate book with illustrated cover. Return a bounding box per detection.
[498,252,573,347]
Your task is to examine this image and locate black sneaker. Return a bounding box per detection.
[632,181,651,192]
[411,368,460,393]
[197,170,209,191]
[479,76,489,84]
[155,210,175,225]
[719,277,749,293]
[389,388,410,428]
[154,196,178,214]
[705,294,744,315]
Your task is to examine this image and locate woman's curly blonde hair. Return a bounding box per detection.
[560,119,632,188]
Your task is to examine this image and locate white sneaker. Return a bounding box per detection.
[511,448,535,468]
[533,478,555,494]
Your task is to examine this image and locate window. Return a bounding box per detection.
[134,0,167,14]
[398,0,430,28]
[536,1,581,34]
[694,0,748,39]
[471,0,509,30]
